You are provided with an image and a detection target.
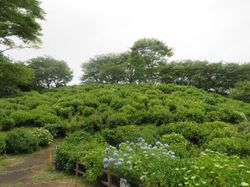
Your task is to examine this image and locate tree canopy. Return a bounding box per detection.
[229,81,250,103]
[80,38,250,95]
[28,56,73,88]
[0,0,45,54]
[0,55,33,96]
[81,38,173,83]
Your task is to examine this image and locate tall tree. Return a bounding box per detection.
[0,0,45,54]
[28,56,73,88]
[81,53,126,83]
[130,38,173,82]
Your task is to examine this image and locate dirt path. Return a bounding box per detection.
[0,147,51,185]
[0,145,84,187]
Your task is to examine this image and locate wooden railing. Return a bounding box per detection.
[74,160,86,177]
[101,169,119,187]
[74,160,143,187]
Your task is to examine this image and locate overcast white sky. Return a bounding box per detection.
[6,0,250,84]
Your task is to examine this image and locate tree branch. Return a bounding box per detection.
[0,45,32,54]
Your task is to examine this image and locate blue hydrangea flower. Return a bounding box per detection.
[130,142,135,146]
[105,148,111,154]
[103,158,109,163]
[117,161,122,166]
[118,158,124,162]
[141,146,148,151]
[148,144,152,148]
[138,137,144,142]
[164,144,169,149]
[128,148,134,152]
[123,153,128,157]
[113,152,118,157]
[171,155,175,160]
[156,141,162,146]
[152,146,157,151]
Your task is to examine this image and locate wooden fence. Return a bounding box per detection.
[74,160,143,187]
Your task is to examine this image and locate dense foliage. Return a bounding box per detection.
[0,83,249,185]
[229,81,250,103]
[0,56,34,96]
[81,38,250,95]
[1,84,249,132]
[55,130,250,186]
[27,56,73,88]
[4,128,53,154]
[0,0,45,53]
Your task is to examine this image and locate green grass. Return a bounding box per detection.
[29,166,92,187]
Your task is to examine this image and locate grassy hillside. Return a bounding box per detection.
[0,83,250,186]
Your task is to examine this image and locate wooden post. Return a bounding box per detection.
[75,160,79,176]
[107,172,112,187]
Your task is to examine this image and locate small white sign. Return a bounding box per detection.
[120,178,129,187]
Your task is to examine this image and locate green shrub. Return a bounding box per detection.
[183,150,250,187]
[79,106,95,117]
[101,125,159,146]
[161,133,188,146]
[55,106,74,118]
[174,106,206,123]
[44,123,68,138]
[10,110,34,127]
[110,98,126,110]
[149,106,173,125]
[83,115,103,132]
[55,131,107,182]
[161,133,198,158]
[33,112,61,127]
[32,128,53,146]
[5,128,39,154]
[159,122,209,145]
[1,117,15,131]
[206,137,250,156]
[238,122,250,134]
[84,97,100,108]
[107,113,128,128]
[98,95,113,105]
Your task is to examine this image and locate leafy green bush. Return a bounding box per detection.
[107,113,128,128]
[182,150,250,187]
[206,137,250,156]
[79,106,95,117]
[0,117,15,131]
[149,106,173,125]
[5,128,39,154]
[159,122,209,145]
[161,133,198,158]
[55,106,74,118]
[10,110,34,127]
[103,138,183,186]
[161,133,188,145]
[101,125,159,146]
[55,131,107,182]
[83,114,103,132]
[32,128,53,146]
[44,123,68,137]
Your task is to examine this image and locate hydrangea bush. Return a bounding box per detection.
[103,137,178,185]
